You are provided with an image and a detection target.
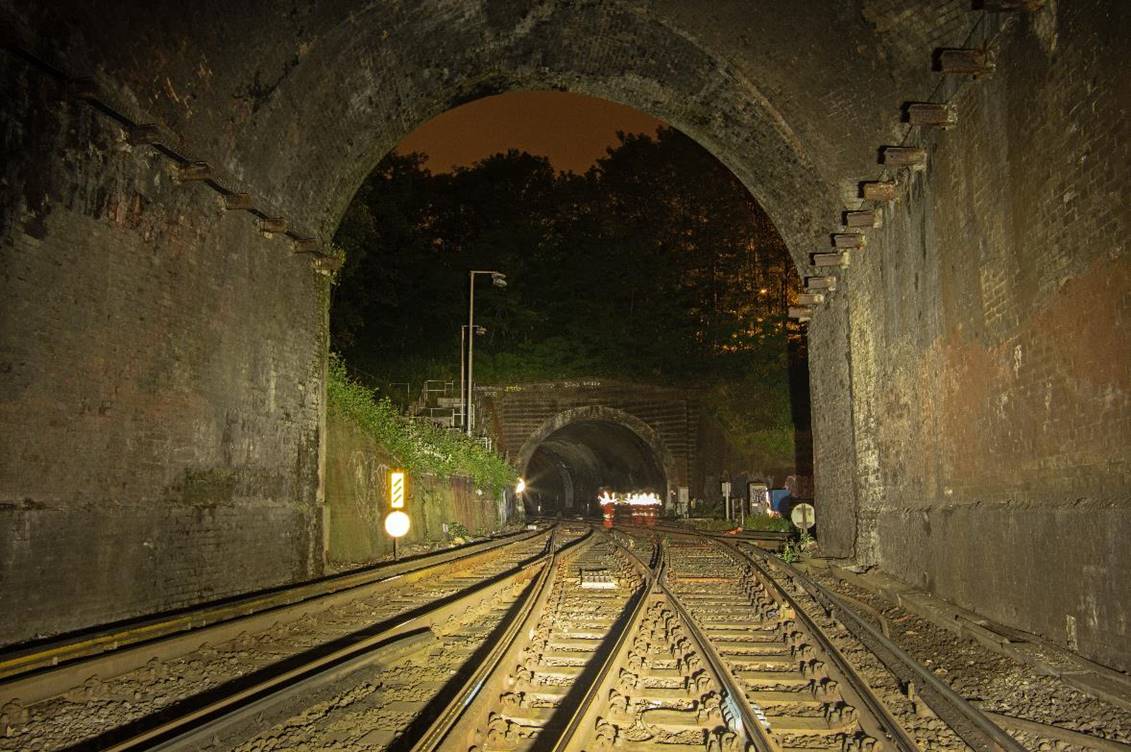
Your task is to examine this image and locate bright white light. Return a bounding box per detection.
[385,510,411,538]
[625,492,661,506]
[515,478,526,494]
[596,491,661,507]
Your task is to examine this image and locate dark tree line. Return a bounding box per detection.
[331,126,803,394]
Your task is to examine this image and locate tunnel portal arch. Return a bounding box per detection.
[516,405,677,515]
[12,0,1125,672]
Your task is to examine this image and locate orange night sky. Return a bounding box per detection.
[396,90,665,174]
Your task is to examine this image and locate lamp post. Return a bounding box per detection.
[459,324,487,429]
[466,270,506,436]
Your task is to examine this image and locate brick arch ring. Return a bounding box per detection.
[515,405,679,505]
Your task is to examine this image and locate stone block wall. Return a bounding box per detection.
[0,56,327,645]
[1,0,1126,673]
[324,413,507,564]
[818,2,1130,670]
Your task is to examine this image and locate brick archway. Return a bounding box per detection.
[517,405,678,509]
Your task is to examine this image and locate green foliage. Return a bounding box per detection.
[329,128,811,471]
[446,521,470,541]
[327,355,513,490]
[330,129,804,390]
[687,514,791,533]
[780,530,814,563]
[705,366,797,470]
[742,514,793,532]
[686,517,739,531]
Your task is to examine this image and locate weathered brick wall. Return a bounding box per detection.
[808,294,860,559]
[478,381,695,493]
[0,56,327,645]
[836,2,1130,670]
[324,413,506,564]
[2,0,1126,671]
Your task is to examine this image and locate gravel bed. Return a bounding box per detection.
[806,564,1131,751]
[0,534,549,752]
[228,582,530,751]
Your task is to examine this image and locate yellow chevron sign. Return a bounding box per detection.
[389,470,406,509]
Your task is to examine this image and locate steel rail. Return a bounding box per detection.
[407,527,590,751]
[116,630,438,752]
[735,541,1027,752]
[648,520,790,548]
[87,531,572,752]
[555,528,774,751]
[0,526,552,709]
[410,525,620,752]
[548,528,662,752]
[708,537,920,752]
[0,526,546,682]
[653,549,778,752]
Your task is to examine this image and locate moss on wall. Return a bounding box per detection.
[324,412,507,563]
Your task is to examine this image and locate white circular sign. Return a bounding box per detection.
[790,503,816,530]
[385,510,411,538]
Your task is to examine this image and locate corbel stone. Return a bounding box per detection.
[805,275,838,291]
[832,233,866,249]
[259,217,288,235]
[861,180,898,202]
[292,237,320,254]
[173,161,213,182]
[313,254,344,276]
[937,48,995,78]
[223,192,254,211]
[906,103,958,129]
[844,210,881,229]
[812,252,850,268]
[881,146,928,170]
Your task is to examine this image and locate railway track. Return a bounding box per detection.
[412,530,653,750]
[0,525,578,752]
[732,541,1028,752]
[411,523,1020,752]
[414,527,770,751]
[662,535,918,752]
[3,522,1036,752]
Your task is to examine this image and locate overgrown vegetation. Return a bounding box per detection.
[781,531,815,564]
[686,514,792,533]
[327,355,514,489]
[445,521,471,542]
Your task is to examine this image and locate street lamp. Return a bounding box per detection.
[466,270,506,436]
[459,324,487,428]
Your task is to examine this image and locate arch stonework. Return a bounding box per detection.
[1,1,1128,670]
[516,405,680,504]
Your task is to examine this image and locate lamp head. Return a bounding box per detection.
[491,272,507,288]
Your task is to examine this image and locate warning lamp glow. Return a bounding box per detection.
[515,478,526,494]
[384,510,411,538]
[389,470,406,509]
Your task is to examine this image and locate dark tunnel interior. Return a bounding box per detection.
[522,420,666,516]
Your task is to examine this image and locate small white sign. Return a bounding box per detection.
[790,502,816,530]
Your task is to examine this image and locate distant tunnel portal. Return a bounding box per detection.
[522,420,666,516]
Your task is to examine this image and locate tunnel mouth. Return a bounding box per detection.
[522,419,666,517]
